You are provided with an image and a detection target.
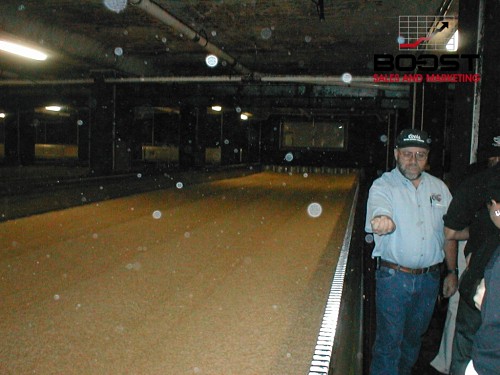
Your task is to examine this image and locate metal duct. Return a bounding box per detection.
[0,9,159,78]
[129,0,253,76]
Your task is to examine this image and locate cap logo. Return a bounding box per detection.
[396,129,430,149]
[493,136,500,148]
[402,133,425,143]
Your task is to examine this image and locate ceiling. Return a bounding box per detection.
[0,0,459,116]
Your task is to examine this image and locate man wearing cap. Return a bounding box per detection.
[365,128,457,375]
[444,135,500,375]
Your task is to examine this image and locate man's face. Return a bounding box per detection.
[487,200,500,229]
[394,147,429,181]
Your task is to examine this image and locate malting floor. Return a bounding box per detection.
[0,171,357,375]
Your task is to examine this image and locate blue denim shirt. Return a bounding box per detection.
[365,167,452,268]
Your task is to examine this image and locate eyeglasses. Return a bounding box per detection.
[399,150,428,161]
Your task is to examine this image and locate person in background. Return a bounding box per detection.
[365,128,457,375]
[464,198,500,375]
[444,136,500,375]
[431,135,500,374]
[430,241,467,374]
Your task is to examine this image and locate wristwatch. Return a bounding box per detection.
[447,268,459,275]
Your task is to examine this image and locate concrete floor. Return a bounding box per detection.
[0,171,357,374]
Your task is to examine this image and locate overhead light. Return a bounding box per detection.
[0,113,6,118]
[104,0,127,13]
[446,30,458,52]
[211,105,222,112]
[205,54,219,68]
[45,106,62,112]
[0,40,47,61]
[240,114,249,120]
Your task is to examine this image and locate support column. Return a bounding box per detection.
[194,108,206,168]
[449,0,482,187]
[113,97,134,172]
[179,106,208,169]
[409,82,424,131]
[4,109,35,165]
[247,122,261,164]
[89,81,114,175]
[77,108,90,164]
[421,83,449,178]
[476,0,500,163]
[221,111,239,166]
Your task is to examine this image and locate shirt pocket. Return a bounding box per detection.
[431,204,447,230]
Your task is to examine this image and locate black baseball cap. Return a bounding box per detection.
[395,128,431,150]
[483,135,500,157]
[487,175,500,202]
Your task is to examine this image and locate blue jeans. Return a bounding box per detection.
[450,299,482,375]
[370,266,440,375]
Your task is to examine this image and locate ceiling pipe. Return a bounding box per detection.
[129,0,253,76]
[0,79,94,86]
[0,75,407,92]
[261,75,409,91]
[427,0,457,37]
[436,0,456,16]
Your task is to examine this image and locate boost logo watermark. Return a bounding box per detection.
[373,15,481,83]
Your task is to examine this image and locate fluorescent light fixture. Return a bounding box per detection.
[0,113,6,118]
[240,112,252,120]
[0,40,47,61]
[211,105,222,112]
[45,106,62,112]
[446,30,458,52]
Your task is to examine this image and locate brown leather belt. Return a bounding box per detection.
[380,260,440,275]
